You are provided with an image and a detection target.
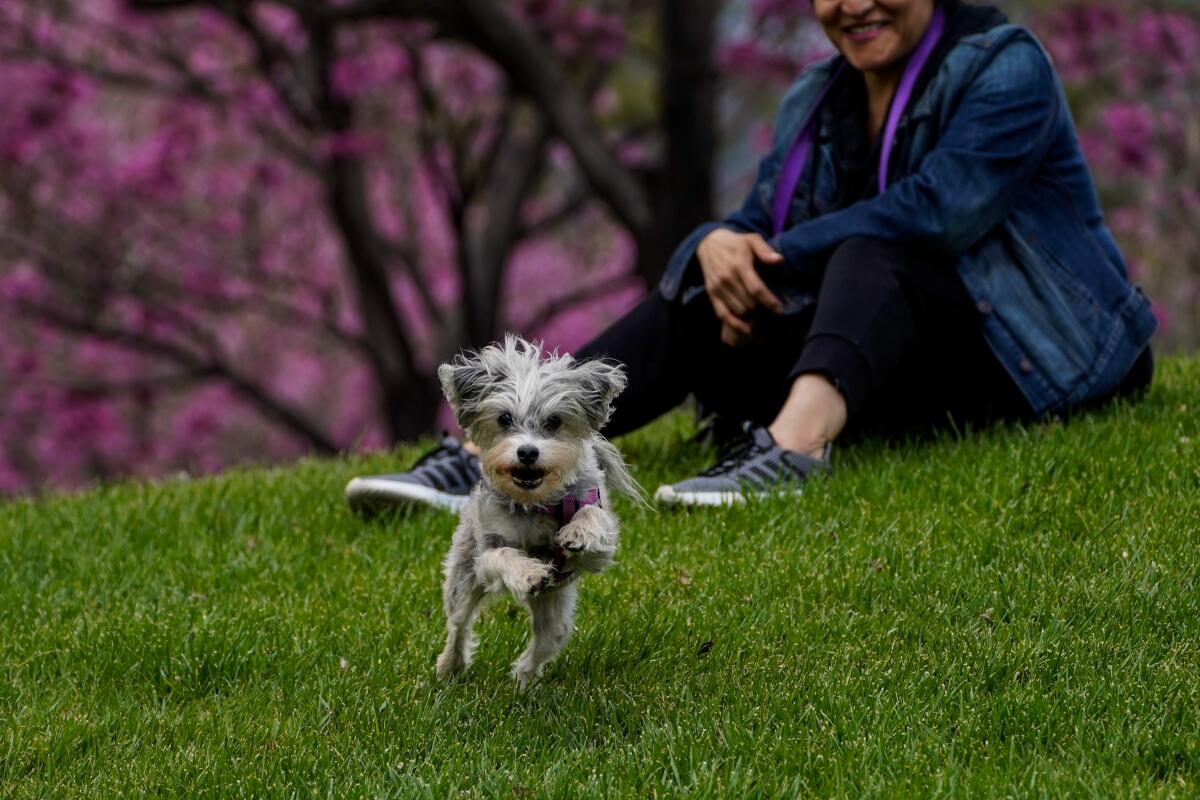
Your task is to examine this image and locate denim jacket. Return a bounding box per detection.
[659,24,1156,416]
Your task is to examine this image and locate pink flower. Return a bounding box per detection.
[319,131,383,159]
[1151,302,1172,333]
[1100,102,1158,175]
[5,350,40,377]
[0,457,27,495]
[0,264,49,305]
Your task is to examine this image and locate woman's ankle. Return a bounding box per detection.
[767,426,832,460]
[768,374,847,458]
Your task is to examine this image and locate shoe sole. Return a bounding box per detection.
[345,477,470,514]
[654,484,746,507]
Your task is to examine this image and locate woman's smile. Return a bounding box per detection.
[844,20,890,44]
[815,0,934,76]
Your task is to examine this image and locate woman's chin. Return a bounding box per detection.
[840,39,906,74]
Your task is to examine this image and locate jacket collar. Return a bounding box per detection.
[821,2,1009,206]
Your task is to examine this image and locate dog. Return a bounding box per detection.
[434,335,642,688]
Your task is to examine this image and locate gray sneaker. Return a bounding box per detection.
[654,424,831,507]
[345,433,481,514]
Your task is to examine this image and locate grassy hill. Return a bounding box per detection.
[2,356,1198,798]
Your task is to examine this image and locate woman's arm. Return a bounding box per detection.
[770,38,1060,267]
[657,152,780,301]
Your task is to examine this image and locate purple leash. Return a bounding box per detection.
[771,6,947,235]
[877,5,946,194]
[770,62,846,236]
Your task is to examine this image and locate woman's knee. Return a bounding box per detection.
[825,236,915,283]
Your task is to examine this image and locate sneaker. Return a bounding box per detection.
[688,413,749,450]
[345,433,481,514]
[654,424,831,507]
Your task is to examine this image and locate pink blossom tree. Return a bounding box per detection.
[1034,4,1200,349]
[1,0,1194,496]
[0,0,735,493]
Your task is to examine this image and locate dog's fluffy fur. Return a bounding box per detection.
[435,335,640,687]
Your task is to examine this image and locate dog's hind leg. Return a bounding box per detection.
[512,582,578,689]
[437,553,485,679]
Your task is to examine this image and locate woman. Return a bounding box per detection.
[346,0,1156,512]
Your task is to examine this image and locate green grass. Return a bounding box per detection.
[2,357,1199,798]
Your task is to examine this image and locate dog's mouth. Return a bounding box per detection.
[510,465,546,490]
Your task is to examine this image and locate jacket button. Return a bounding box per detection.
[1019,358,1034,374]
[977,299,993,315]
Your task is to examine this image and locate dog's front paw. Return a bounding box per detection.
[507,559,555,598]
[554,522,593,553]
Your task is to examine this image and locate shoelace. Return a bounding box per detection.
[411,434,479,483]
[412,434,460,469]
[700,436,768,477]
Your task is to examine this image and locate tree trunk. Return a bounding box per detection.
[388,374,445,441]
[324,153,426,443]
[311,24,436,444]
[465,108,550,345]
[645,0,720,284]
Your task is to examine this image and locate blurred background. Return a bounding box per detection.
[0,0,1195,495]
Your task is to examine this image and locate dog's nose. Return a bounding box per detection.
[517,444,539,465]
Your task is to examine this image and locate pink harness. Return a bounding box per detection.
[533,486,602,526]
[532,487,602,587]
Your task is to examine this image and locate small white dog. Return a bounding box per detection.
[434,335,642,687]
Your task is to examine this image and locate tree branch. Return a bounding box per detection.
[518,274,643,335]
[443,0,654,243]
[516,184,592,240]
[306,21,426,440]
[226,5,322,130]
[53,369,220,399]
[463,105,551,343]
[128,0,654,242]
[405,43,463,214]
[15,301,340,454]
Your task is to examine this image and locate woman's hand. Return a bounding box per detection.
[696,228,785,337]
[720,322,753,347]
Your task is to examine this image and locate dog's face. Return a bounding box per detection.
[438,335,626,505]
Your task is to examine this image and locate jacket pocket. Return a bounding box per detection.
[968,224,1110,397]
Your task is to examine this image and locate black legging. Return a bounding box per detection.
[576,236,1036,439]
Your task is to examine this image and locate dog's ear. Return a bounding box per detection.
[438,351,490,430]
[572,357,627,430]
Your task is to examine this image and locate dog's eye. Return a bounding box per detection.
[545,415,562,433]
[498,412,513,429]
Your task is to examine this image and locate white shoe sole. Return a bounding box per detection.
[345,477,470,514]
[654,484,746,507]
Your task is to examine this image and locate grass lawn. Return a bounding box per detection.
[2,356,1198,798]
